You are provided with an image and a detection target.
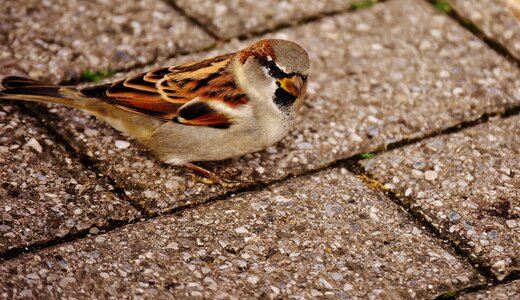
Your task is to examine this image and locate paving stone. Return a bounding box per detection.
[448,0,520,61]
[19,0,520,215]
[171,0,358,39]
[363,115,520,280]
[0,104,139,254]
[0,0,214,83]
[0,169,483,298]
[459,280,520,300]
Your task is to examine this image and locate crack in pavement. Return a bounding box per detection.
[57,0,390,86]
[433,270,519,299]
[164,0,220,40]
[425,0,520,70]
[164,0,390,42]
[350,171,504,296]
[18,102,151,220]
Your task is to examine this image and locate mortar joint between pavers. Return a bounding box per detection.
[162,0,220,40]
[433,283,491,300]
[58,0,392,87]
[17,102,152,219]
[345,160,501,283]
[0,218,141,264]
[425,0,520,69]
[164,0,390,42]
[371,104,520,156]
[434,270,520,299]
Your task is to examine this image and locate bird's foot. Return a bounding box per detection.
[183,162,242,188]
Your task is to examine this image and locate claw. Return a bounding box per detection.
[190,175,215,185]
[183,162,241,188]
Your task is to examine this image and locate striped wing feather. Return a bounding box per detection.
[81,53,249,128]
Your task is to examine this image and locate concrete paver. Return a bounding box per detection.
[172,0,357,39]
[0,169,483,298]
[23,0,520,214]
[364,115,520,280]
[0,0,214,83]
[0,104,139,254]
[459,280,520,300]
[448,0,520,61]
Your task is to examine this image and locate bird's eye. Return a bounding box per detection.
[265,60,286,79]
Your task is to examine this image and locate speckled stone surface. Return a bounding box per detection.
[24,0,520,214]
[0,169,483,298]
[172,0,356,39]
[0,104,138,254]
[448,0,520,61]
[459,280,520,300]
[0,0,214,82]
[364,115,520,280]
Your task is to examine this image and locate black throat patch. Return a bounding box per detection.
[273,86,297,112]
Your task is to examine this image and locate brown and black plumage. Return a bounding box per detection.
[0,39,309,185]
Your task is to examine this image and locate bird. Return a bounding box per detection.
[0,39,310,186]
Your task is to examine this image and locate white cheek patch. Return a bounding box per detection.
[235,61,278,103]
[261,66,270,77]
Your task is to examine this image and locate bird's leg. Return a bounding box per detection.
[182,162,239,188]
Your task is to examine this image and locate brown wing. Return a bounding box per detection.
[81,53,249,127]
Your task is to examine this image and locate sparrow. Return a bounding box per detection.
[0,39,309,186]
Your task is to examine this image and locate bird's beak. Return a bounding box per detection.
[278,75,306,98]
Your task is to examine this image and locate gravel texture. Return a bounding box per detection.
[0,0,214,83]
[459,280,520,300]
[0,104,138,254]
[172,0,357,39]
[364,115,520,280]
[23,0,520,215]
[0,169,483,298]
[448,0,520,61]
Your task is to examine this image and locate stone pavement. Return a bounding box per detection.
[0,0,519,298]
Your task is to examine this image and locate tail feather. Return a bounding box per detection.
[2,76,62,98]
[1,76,163,139]
[1,86,61,98]
[2,76,51,89]
[0,76,87,108]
